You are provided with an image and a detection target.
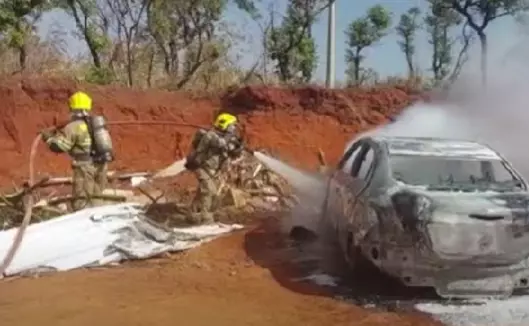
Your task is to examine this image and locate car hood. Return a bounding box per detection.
[412,188,529,216]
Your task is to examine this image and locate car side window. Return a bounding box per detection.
[341,142,363,173]
[354,146,375,180]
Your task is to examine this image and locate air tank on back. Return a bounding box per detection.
[91,115,114,162]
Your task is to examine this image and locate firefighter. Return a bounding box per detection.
[40,91,112,211]
[184,113,246,224]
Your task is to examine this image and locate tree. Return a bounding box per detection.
[447,21,474,83]
[0,34,68,75]
[56,0,115,83]
[106,0,149,86]
[425,0,462,82]
[233,0,260,19]
[252,3,275,83]
[396,7,421,78]
[146,0,226,88]
[344,4,391,85]
[0,0,54,71]
[442,0,529,86]
[267,0,328,83]
[234,0,277,83]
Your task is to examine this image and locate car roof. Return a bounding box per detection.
[368,136,502,160]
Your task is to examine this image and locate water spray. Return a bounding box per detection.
[253,152,329,234]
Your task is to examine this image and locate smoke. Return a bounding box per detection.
[348,67,529,180]
[255,51,529,281]
[259,67,529,233]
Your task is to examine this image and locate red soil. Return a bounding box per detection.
[0,77,418,186]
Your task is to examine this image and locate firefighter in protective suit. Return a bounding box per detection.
[184,113,245,224]
[40,91,110,211]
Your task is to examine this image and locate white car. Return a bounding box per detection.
[321,136,529,299]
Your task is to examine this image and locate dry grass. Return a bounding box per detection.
[0,36,430,96]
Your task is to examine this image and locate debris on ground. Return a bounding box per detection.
[0,172,151,231]
[0,152,294,278]
[0,203,244,278]
[144,152,295,227]
[0,151,293,231]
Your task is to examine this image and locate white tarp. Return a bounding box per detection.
[0,203,243,278]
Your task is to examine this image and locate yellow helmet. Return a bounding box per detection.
[213,113,237,131]
[69,91,92,111]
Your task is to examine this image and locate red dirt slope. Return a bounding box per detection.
[0,77,418,186]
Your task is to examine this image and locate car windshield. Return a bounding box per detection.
[390,155,524,192]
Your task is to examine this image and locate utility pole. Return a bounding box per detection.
[325,0,336,88]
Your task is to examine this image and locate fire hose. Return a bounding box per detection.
[0,120,207,277]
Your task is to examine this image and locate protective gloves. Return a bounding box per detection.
[184,156,199,170]
[40,129,54,141]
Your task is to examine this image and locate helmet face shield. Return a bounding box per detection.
[70,111,88,120]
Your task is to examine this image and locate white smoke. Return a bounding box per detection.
[346,64,529,180]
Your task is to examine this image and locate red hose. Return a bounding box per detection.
[0,120,204,278]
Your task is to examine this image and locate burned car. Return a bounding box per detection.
[321,136,529,299]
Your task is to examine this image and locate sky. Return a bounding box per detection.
[37,0,527,83]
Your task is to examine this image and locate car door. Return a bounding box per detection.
[350,142,377,195]
[341,142,378,256]
[328,141,377,222]
[324,140,365,233]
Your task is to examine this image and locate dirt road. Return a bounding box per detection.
[0,217,442,326]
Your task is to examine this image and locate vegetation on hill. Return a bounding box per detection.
[0,0,526,92]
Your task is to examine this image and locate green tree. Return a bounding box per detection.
[344,4,391,85]
[0,0,54,71]
[55,0,114,83]
[396,7,421,78]
[442,0,529,86]
[425,0,462,82]
[146,0,227,88]
[267,0,328,83]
